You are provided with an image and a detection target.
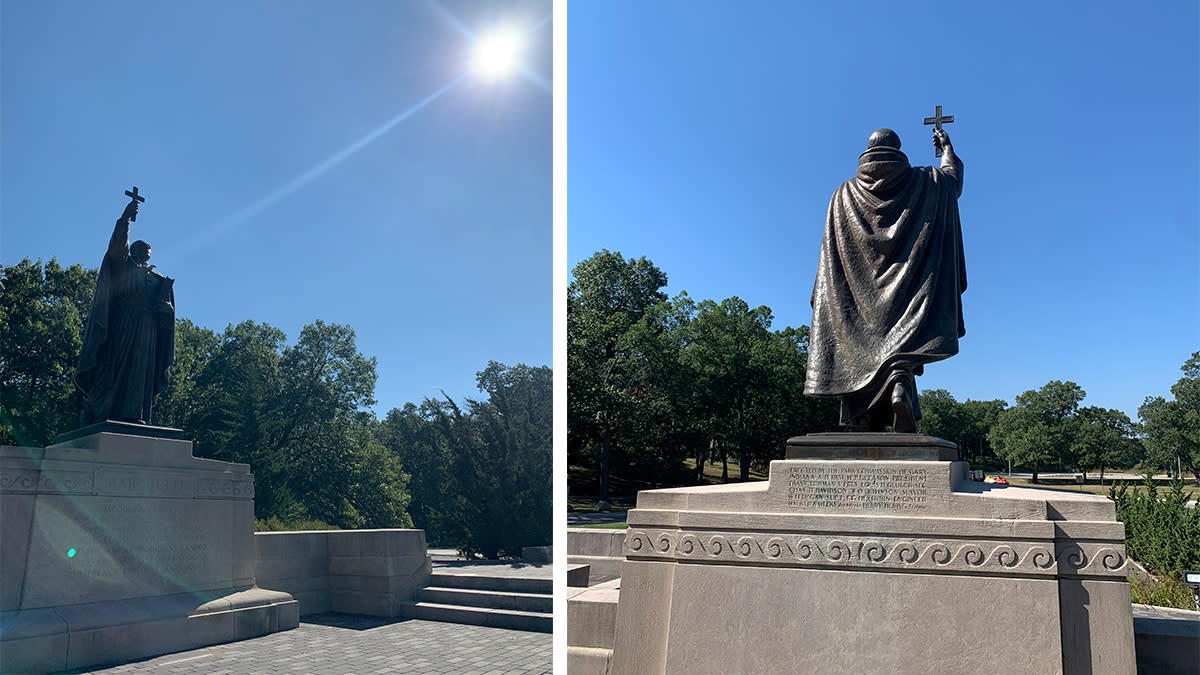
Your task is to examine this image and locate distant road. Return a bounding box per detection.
[567,511,628,526]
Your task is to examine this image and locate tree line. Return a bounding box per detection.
[568,250,841,498]
[1,258,550,559]
[568,250,1200,494]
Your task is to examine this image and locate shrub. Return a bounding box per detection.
[1128,574,1198,611]
[254,516,339,532]
[1109,474,1200,576]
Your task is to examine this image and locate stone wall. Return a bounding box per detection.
[567,528,626,583]
[254,529,432,617]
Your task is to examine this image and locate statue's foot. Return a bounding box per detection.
[892,381,917,433]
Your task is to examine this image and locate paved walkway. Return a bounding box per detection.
[432,560,552,578]
[79,615,551,674]
[566,511,627,526]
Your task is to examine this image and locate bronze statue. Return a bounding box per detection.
[804,122,965,432]
[75,189,175,425]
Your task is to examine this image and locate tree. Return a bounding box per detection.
[188,321,292,515]
[917,391,1007,462]
[916,389,967,449]
[618,294,700,488]
[958,398,1007,462]
[451,362,552,558]
[273,321,392,528]
[990,380,1084,482]
[154,319,219,429]
[186,319,409,528]
[679,297,825,481]
[378,362,551,558]
[1073,406,1138,483]
[377,400,456,542]
[0,259,96,445]
[1139,352,1200,484]
[568,250,668,500]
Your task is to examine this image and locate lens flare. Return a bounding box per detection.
[471,29,524,79]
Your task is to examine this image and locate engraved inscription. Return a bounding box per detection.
[196,478,254,498]
[96,470,194,498]
[786,465,933,511]
[23,498,231,607]
[58,501,211,583]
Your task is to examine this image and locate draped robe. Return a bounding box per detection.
[75,216,175,425]
[804,146,965,427]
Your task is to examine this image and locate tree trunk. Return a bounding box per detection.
[1099,466,1105,485]
[740,448,750,482]
[1185,454,1200,486]
[721,450,728,483]
[600,430,611,500]
[1032,463,1039,484]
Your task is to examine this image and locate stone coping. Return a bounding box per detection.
[786,432,958,461]
[54,420,187,443]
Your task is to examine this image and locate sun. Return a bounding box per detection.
[471,28,524,79]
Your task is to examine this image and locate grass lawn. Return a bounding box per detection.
[999,475,1118,497]
[569,457,768,505]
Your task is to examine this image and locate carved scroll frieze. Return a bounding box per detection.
[625,528,1127,579]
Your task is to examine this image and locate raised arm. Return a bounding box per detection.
[107,200,140,264]
[933,129,963,198]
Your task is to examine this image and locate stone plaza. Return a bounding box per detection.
[76,616,551,674]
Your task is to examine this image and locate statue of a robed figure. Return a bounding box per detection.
[804,109,965,433]
[76,187,175,425]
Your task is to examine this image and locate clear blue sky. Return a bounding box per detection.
[568,1,1199,422]
[2,0,551,414]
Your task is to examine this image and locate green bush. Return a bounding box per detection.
[1109,474,1200,576]
[1128,574,1198,611]
[254,516,339,532]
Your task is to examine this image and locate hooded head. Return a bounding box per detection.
[867,128,901,150]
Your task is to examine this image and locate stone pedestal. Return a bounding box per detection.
[608,434,1136,675]
[0,427,298,673]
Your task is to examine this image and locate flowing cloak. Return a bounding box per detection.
[75,216,175,425]
[804,146,965,425]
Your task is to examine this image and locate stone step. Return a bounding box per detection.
[427,572,551,595]
[401,600,552,633]
[416,586,552,613]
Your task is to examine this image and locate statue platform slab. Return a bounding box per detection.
[0,430,298,673]
[599,433,1136,675]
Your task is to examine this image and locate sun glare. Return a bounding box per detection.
[471,28,524,79]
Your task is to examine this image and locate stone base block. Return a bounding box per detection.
[1,433,298,672]
[568,581,619,650]
[567,564,591,587]
[598,434,1137,675]
[0,587,297,673]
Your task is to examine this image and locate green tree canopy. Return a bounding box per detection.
[381,362,551,558]
[989,380,1085,482]
[1073,406,1139,482]
[0,259,96,445]
[1139,352,1200,484]
[568,250,669,499]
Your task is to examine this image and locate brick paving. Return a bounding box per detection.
[77,615,552,674]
